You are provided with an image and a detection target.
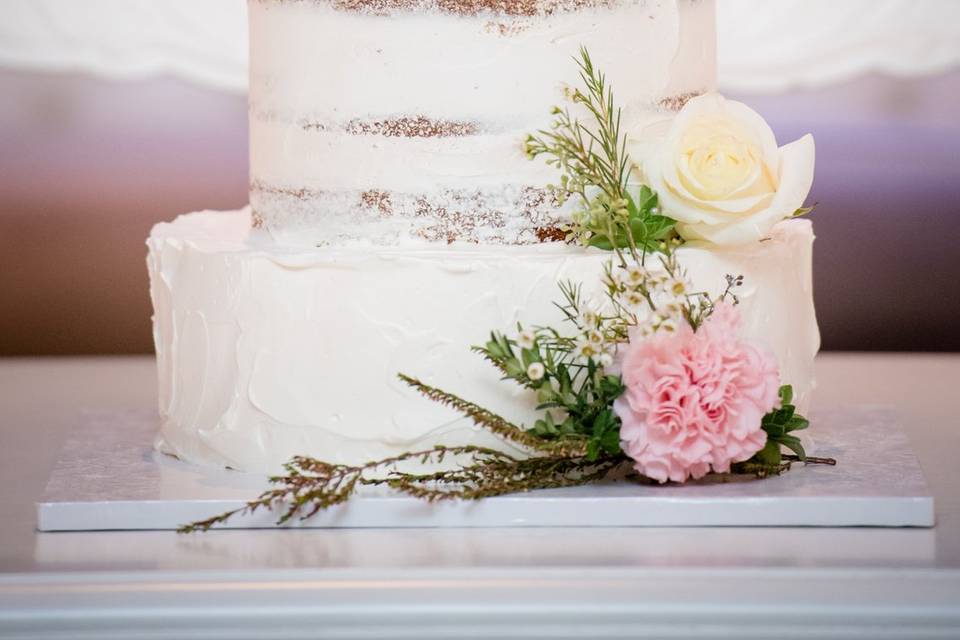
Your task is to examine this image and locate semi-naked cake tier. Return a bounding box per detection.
[249,0,717,246]
[148,211,819,473]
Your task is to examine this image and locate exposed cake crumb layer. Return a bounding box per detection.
[251,182,568,245]
[257,0,621,17]
[248,0,717,244]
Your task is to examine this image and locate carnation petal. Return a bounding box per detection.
[638,458,671,484]
[687,461,711,481]
[616,301,776,483]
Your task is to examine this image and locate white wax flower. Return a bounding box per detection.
[526,362,545,381]
[517,330,536,350]
[576,340,600,360]
[657,317,679,334]
[625,265,646,284]
[579,308,599,328]
[660,300,684,320]
[667,277,689,297]
[635,93,815,245]
[623,290,645,310]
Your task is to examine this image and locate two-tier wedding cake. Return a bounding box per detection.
[147,0,819,475]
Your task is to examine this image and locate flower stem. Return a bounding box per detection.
[783,454,837,466]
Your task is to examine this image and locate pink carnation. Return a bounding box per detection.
[613,302,780,483]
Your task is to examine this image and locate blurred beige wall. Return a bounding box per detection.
[0,70,246,355]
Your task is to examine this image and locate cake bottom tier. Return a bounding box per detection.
[147,209,820,473]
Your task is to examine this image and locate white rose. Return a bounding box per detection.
[637,93,815,245]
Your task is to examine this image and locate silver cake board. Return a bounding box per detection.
[36,407,934,531]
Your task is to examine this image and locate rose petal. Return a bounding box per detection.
[650,171,733,225]
[720,97,781,169]
[667,168,776,214]
[659,93,778,199]
[674,134,815,245]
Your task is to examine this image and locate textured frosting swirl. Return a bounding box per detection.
[147,209,819,473]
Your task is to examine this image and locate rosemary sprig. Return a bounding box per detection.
[524,47,678,259]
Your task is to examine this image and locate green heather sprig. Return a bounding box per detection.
[524,47,678,259]
[178,444,624,533]
[399,374,590,458]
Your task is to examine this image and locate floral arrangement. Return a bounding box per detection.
[180,49,832,533]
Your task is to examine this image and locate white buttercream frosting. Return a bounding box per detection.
[148,210,819,473]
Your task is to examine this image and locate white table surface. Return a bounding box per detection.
[1,354,959,638]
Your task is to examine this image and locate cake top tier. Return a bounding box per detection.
[249,0,717,246]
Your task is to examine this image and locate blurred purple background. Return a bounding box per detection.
[1,68,958,355]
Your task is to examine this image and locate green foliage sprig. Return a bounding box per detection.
[735,387,836,473]
[524,47,678,257]
[755,385,829,466]
[475,330,624,461]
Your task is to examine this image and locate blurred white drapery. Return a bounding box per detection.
[0,0,247,92]
[1,0,959,94]
[717,0,960,92]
